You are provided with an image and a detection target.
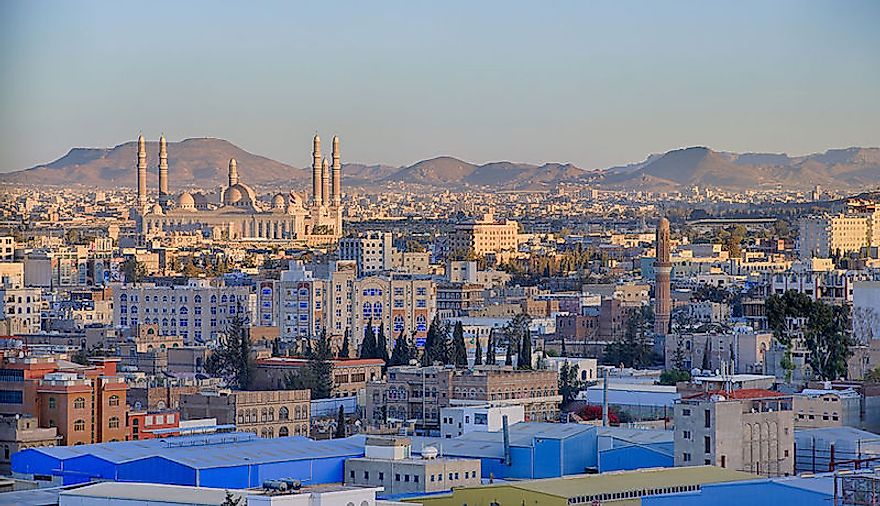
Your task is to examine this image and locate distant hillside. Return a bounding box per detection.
[2,138,878,192]
[0,138,308,188]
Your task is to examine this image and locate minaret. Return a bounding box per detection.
[312,134,322,205]
[654,217,672,336]
[321,158,330,206]
[331,135,341,206]
[158,135,169,204]
[228,158,239,187]
[136,134,147,209]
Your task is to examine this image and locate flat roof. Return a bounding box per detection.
[59,482,243,505]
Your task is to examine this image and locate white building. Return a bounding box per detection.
[440,404,525,439]
[337,231,394,275]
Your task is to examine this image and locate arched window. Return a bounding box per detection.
[73,397,86,409]
[109,395,120,406]
[294,405,302,420]
[363,302,372,318]
[210,295,217,304]
[74,419,86,431]
[269,408,275,421]
[179,306,188,315]
[261,408,268,422]
[120,294,128,303]
[108,417,120,429]
[279,407,289,421]
[238,412,245,424]
[194,295,202,304]
[279,426,289,437]
[416,315,427,332]
[130,305,138,314]
[221,295,228,303]
[373,302,383,318]
[393,315,404,333]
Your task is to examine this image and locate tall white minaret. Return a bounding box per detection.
[321,158,330,206]
[137,134,147,208]
[331,135,341,207]
[312,134,322,205]
[158,135,169,203]
[228,158,239,187]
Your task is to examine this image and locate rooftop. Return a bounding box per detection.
[59,482,244,505]
[684,389,790,401]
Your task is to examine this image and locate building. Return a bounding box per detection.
[674,388,794,476]
[439,404,524,439]
[408,466,756,506]
[642,471,838,506]
[854,281,880,342]
[125,409,181,441]
[450,367,561,423]
[137,135,343,243]
[344,436,481,496]
[0,356,127,446]
[337,231,394,275]
[13,432,368,488]
[0,287,43,333]
[799,207,880,259]
[665,330,772,375]
[0,236,14,262]
[654,217,672,336]
[367,366,454,433]
[0,414,57,474]
[179,389,311,438]
[792,388,860,429]
[448,212,519,258]
[113,278,253,344]
[583,383,680,421]
[252,357,384,397]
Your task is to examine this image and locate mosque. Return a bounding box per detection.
[135,134,343,243]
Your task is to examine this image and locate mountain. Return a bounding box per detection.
[600,146,880,191]
[2,137,878,192]
[0,138,307,188]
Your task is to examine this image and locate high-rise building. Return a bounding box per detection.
[654,217,672,336]
[337,231,395,275]
[448,212,519,258]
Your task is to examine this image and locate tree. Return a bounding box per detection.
[205,306,254,390]
[504,339,513,366]
[422,315,449,366]
[308,330,334,399]
[376,324,390,363]
[558,362,584,404]
[603,307,654,369]
[221,491,242,506]
[389,330,413,367]
[503,313,531,368]
[658,369,691,386]
[360,320,377,359]
[560,336,568,358]
[334,405,346,438]
[518,329,533,370]
[121,257,147,285]
[485,334,496,365]
[474,336,483,366]
[451,321,468,368]
[339,329,350,358]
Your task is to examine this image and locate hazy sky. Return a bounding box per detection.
[1,0,878,172]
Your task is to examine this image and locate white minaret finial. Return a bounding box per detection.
[228,158,239,187]
[312,134,322,205]
[158,135,169,202]
[321,157,330,206]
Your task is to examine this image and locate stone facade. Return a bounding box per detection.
[179,389,310,438]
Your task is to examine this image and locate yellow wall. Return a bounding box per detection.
[406,485,564,506]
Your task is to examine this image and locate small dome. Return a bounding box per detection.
[178,192,195,207]
[226,187,243,204]
[273,194,286,207]
[150,204,163,215]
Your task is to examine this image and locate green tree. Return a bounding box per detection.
[603,307,654,368]
[474,336,483,366]
[339,329,350,358]
[360,320,377,359]
[205,306,254,390]
[376,324,390,363]
[334,405,346,438]
[421,315,449,366]
[658,369,691,386]
[389,330,413,367]
[451,321,468,368]
[560,336,568,358]
[308,330,334,399]
[221,491,242,506]
[558,362,584,404]
[804,301,853,381]
[121,257,147,285]
[504,339,514,366]
[485,334,496,365]
[518,329,533,370]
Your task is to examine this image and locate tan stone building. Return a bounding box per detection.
[665,331,772,375]
[793,388,861,429]
[179,389,311,438]
[674,389,794,477]
[0,414,57,473]
[448,213,520,258]
[367,366,454,433]
[451,367,561,422]
[252,357,384,397]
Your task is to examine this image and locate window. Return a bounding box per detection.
[704,409,711,428]
[109,417,120,429]
[109,395,120,406]
[704,436,711,454]
[74,397,86,409]
[279,407,289,420]
[682,452,692,462]
[74,419,86,431]
[378,472,384,481]
[682,408,691,416]
[363,471,369,480]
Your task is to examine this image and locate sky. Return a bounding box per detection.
[1,0,879,172]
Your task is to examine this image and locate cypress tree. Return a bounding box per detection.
[309,330,334,399]
[560,336,567,357]
[505,338,513,366]
[376,324,390,363]
[451,321,468,368]
[361,319,377,359]
[486,334,495,365]
[390,330,412,367]
[334,405,346,438]
[339,329,350,358]
[474,336,483,366]
[519,329,533,370]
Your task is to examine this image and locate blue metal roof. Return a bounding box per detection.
[16,433,368,470]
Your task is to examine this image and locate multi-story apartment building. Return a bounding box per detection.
[125,409,180,441]
[665,330,772,375]
[366,366,454,433]
[792,388,860,429]
[436,282,484,316]
[278,261,436,351]
[0,287,42,333]
[448,213,519,258]
[0,262,25,289]
[450,367,561,422]
[674,388,794,477]
[337,231,394,275]
[179,389,311,438]
[0,237,14,262]
[0,356,127,446]
[799,207,880,259]
[252,357,384,397]
[113,278,254,344]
